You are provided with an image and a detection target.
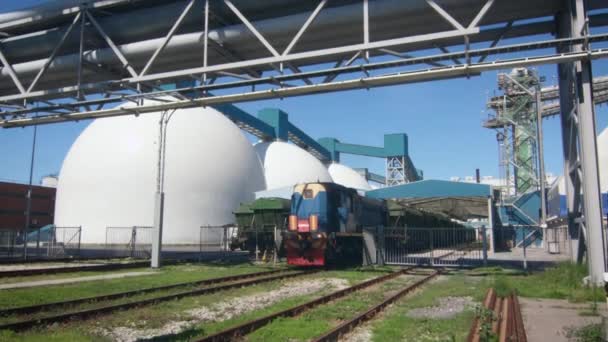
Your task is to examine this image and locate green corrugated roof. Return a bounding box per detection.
[251,197,291,211]
[234,202,254,215]
[366,180,492,199]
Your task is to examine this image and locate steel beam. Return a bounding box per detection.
[224,0,280,58]
[3,32,608,115]
[283,0,327,56]
[556,0,605,283]
[85,11,138,78]
[3,48,608,128]
[26,12,82,93]
[140,0,197,77]
[426,0,465,31]
[0,46,25,94]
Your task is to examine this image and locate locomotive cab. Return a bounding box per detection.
[285,182,387,266]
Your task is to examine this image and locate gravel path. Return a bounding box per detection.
[100,277,350,342]
[407,296,475,319]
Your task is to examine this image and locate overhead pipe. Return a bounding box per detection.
[1,0,575,65]
[0,0,600,96]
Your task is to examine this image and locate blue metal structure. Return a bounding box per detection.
[318,133,421,185]
[162,83,332,161]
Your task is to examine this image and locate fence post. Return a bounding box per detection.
[522,227,528,271]
[429,229,434,266]
[131,226,136,258]
[36,228,40,258]
[482,225,488,267]
[77,226,82,257]
[273,225,277,266]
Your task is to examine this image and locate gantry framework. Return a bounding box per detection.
[0,0,606,281]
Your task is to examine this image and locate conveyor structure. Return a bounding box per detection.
[318,135,422,186]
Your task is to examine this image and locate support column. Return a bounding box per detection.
[151,192,164,268]
[556,0,605,284]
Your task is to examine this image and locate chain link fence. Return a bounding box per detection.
[0,226,82,260]
[105,226,154,258]
[383,227,485,267]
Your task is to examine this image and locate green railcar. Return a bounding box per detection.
[231,197,290,255]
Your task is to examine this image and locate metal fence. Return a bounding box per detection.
[0,226,82,260]
[199,225,233,253]
[105,226,153,258]
[383,227,486,267]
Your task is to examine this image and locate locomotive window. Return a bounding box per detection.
[303,189,313,198]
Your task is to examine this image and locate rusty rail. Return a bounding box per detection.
[0,269,285,317]
[197,268,414,342]
[311,270,440,342]
[0,270,314,332]
[467,288,527,342]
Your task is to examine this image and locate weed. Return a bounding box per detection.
[564,323,604,342]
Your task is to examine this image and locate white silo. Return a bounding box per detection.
[254,141,333,190]
[328,163,372,191]
[596,127,608,193]
[55,102,266,245]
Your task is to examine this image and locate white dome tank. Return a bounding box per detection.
[254,141,333,190]
[55,103,266,244]
[328,163,372,191]
[597,127,608,192]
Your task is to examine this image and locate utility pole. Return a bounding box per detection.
[151,110,174,269]
[23,124,38,260]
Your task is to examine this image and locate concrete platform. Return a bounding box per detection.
[520,297,606,342]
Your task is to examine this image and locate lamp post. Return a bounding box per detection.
[23,124,38,260]
[151,109,175,269]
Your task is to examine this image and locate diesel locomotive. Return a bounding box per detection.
[285,182,387,266]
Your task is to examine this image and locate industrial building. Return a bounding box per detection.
[0,181,56,231]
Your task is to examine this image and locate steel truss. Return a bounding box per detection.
[0,0,607,125]
[556,0,606,284]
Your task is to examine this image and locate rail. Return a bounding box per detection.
[197,268,414,341]
[0,269,314,332]
[467,288,527,342]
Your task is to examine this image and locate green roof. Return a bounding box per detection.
[234,202,254,215]
[367,180,492,199]
[251,197,291,211]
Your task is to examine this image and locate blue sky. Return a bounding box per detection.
[1,1,608,184]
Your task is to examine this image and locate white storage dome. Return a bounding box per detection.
[254,141,333,190]
[55,103,266,244]
[328,163,372,191]
[597,127,608,193]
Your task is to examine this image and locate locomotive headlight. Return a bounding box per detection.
[309,214,319,231]
[289,215,298,231]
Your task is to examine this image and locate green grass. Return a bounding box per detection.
[489,262,604,302]
[370,275,490,342]
[0,269,382,341]
[0,262,275,309]
[246,275,416,341]
[564,323,604,342]
[0,267,154,285]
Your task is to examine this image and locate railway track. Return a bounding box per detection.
[311,270,440,342]
[467,288,527,342]
[0,269,313,332]
[197,267,438,342]
[0,269,284,317]
[0,261,152,278]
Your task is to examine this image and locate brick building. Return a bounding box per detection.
[0,181,56,231]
